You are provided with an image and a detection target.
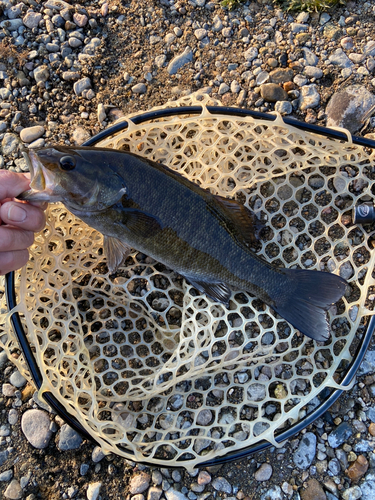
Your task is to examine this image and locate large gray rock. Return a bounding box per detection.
[21,409,53,449]
[326,85,375,133]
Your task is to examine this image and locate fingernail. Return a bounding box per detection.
[8,205,27,222]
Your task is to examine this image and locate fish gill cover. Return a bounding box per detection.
[0,94,373,469]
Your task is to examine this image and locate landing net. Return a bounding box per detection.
[1,95,373,468]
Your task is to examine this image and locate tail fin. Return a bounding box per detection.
[272,269,347,342]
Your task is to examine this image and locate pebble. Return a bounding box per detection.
[91,446,105,463]
[2,384,17,397]
[244,47,258,62]
[270,68,294,84]
[305,66,323,79]
[148,486,162,500]
[194,29,207,41]
[28,138,45,149]
[341,37,354,50]
[361,473,375,500]
[300,479,326,500]
[218,83,229,95]
[329,49,353,69]
[21,409,52,449]
[20,126,45,144]
[328,422,353,448]
[73,13,88,27]
[260,83,288,102]
[0,470,13,482]
[72,127,90,145]
[165,489,188,500]
[97,103,106,124]
[212,477,232,494]
[299,84,320,110]
[0,19,23,31]
[4,480,22,499]
[129,473,151,494]
[0,450,9,467]
[132,83,147,94]
[328,458,341,475]
[363,40,375,56]
[293,432,317,470]
[73,77,91,96]
[197,471,211,485]
[62,71,80,81]
[33,65,49,84]
[87,482,102,500]
[212,15,223,32]
[342,486,362,500]
[339,261,354,280]
[58,424,83,451]
[260,486,283,500]
[255,463,273,481]
[8,409,18,426]
[69,37,82,48]
[276,100,293,115]
[2,133,21,155]
[22,11,42,29]
[45,0,72,9]
[167,47,193,75]
[346,455,369,480]
[82,38,101,55]
[291,23,308,33]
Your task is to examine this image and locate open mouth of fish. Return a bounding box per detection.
[18,150,58,203]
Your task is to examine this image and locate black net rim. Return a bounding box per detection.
[5,105,375,468]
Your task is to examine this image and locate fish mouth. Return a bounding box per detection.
[18,150,59,202]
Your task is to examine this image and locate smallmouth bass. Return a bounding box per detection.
[19,146,348,342]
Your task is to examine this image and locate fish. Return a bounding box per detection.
[18,146,348,342]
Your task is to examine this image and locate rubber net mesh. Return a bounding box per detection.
[0,94,374,469]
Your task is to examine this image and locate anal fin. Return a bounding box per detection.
[103,235,132,273]
[185,277,232,306]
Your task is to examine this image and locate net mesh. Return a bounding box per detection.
[0,94,374,469]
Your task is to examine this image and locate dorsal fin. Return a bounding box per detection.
[206,194,264,248]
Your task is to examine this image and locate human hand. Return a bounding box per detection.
[0,170,46,275]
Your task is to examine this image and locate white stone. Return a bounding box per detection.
[97,103,106,124]
[299,84,320,110]
[4,480,22,499]
[20,125,45,143]
[23,11,42,29]
[87,482,102,500]
[73,77,91,96]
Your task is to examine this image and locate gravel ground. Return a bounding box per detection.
[2,0,375,499]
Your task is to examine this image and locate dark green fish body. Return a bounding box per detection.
[19,146,348,341]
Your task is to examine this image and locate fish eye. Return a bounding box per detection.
[59,156,76,171]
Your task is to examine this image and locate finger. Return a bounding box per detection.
[0,171,30,200]
[0,249,29,276]
[28,201,48,211]
[0,226,34,252]
[0,201,46,232]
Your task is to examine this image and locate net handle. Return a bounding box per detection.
[4,105,375,467]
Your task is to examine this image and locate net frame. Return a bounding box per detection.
[1,97,375,469]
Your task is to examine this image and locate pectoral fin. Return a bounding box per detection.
[185,276,232,306]
[103,235,133,273]
[120,209,162,239]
